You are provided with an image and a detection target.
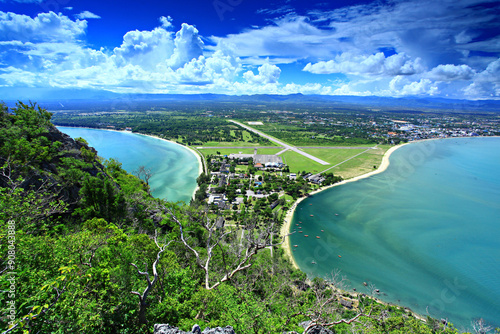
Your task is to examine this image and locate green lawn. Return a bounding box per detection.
[279,150,325,174]
[278,145,390,177]
[328,145,389,179]
[301,148,368,164]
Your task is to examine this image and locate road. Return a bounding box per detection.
[229,120,330,165]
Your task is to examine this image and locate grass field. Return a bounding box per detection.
[278,145,389,178]
[279,150,325,174]
[301,148,369,164]
[327,145,389,179]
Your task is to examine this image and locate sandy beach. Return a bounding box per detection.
[134,132,204,200]
[280,142,408,269]
[56,126,204,200]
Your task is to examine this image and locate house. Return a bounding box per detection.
[269,200,280,210]
[289,173,297,180]
[308,174,325,184]
[254,163,264,168]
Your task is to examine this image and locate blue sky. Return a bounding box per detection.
[0,0,499,99]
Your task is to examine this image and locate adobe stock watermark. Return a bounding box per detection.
[213,0,243,21]
[426,277,467,320]
[6,220,17,327]
[39,0,72,13]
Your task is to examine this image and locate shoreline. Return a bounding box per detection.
[56,126,203,200]
[280,142,408,270]
[279,136,500,326]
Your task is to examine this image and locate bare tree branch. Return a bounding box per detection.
[130,230,172,325]
[165,207,284,290]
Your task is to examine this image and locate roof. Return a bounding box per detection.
[254,154,283,165]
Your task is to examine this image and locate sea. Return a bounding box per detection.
[57,127,200,203]
[289,137,500,330]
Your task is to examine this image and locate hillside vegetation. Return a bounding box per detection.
[0,103,463,333]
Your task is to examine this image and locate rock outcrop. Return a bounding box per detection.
[154,324,236,334]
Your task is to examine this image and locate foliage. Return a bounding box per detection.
[0,102,467,334]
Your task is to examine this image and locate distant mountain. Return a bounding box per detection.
[3,88,500,113]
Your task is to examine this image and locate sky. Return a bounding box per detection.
[0,0,499,100]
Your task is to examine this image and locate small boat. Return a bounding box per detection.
[299,231,303,233]
[311,261,316,264]
[321,230,324,232]
[310,215,314,217]
[363,282,367,286]
[299,221,302,223]
[310,204,313,205]
[304,235,309,237]
[335,213,339,216]
[338,255,342,258]
[296,224,299,226]
[316,236,320,239]
[298,227,302,229]
[293,245,298,247]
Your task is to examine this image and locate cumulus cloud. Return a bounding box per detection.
[426,64,475,81]
[243,63,281,84]
[159,16,173,29]
[464,58,500,98]
[75,11,101,20]
[167,23,204,70]
[0,12,249,94]
[390,76,439,96]
[113,27,175,70]
[0,11,87,43]
[303,52,425,76]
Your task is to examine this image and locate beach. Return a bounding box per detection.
[280,142,408,269]
[57,126,203,200]
[134,132,204,200]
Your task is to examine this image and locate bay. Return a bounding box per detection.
[57,127,200,203]
[290,137,500,330]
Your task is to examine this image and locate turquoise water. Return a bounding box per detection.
[290,137,500,330]
[57,127,200,203]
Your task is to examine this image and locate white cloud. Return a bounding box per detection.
[390,76,439,96]
[213,0,499,73]
[303,52,425,76]
[0,11,87,43]
[426,64,475,81]
[243,63,281,84]
[159,16,173,29]
[75,11,101,20]
[211,16,336,64]
[167,23,204,70]
[464,58,500,98]
[113,27,175,70]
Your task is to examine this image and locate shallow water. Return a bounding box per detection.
[290,137,500,330]
[58,127,199,203]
